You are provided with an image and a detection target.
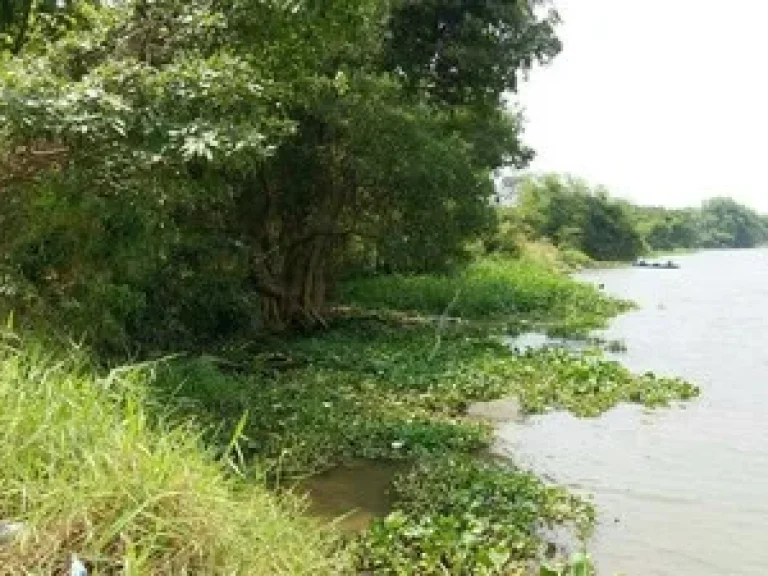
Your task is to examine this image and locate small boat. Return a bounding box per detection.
[633,259,680,269]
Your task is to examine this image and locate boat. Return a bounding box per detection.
[633,259,680,269]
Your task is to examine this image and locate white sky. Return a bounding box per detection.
[516,0,768,212]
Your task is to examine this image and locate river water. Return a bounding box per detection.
[497,248,768,575]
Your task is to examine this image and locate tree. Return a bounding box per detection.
[515,174,644,261]
[0,0,562,342]
[581,191,644,261]
[0,0,96,54]
[698,197,767,248]
[384,0,561,106]
[630,206,701,252]
[0,0,35,52]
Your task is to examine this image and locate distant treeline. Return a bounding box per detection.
[494,174,768,262]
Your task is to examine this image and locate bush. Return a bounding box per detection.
[0,172,258,356]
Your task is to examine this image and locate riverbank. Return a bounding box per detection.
[0,257,700,574]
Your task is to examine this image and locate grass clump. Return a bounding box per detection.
[517,239,593,273]
[337,258,631,336]
[0,335,347,575]
[355,456,594,575]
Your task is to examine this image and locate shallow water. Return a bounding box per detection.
[498,248,768,575]
[297,461,401,532]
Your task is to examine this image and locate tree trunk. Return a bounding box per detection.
[257,236,329,332]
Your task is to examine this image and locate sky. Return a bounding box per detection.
[516,0,768,212]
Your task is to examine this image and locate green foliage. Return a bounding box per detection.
[385,0,561,106]
[0,0,98,54]
[698,197,768,248]
[0,169,257,354]
[0,4,712,573]
[152,357,490,477]
[482,206,528,259]
[355,456,594,575]
[558,247,594,270]
[337,258,631,331]
[1,0,562,338]
[505,173,768,259]
[0,259,700,574]
[628,198,768,253]
[343,100,507,274]
[151,293,697,477]
[0,335,347,574]
[541,552,596,576]
[629,206,701,253]
[515,174,644,261]
[277,321,699,420]
[499,348,700,417]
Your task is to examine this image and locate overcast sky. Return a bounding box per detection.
[516,0,768,212]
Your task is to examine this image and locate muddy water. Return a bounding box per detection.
[498,249,768,576]
[297,461,401,532]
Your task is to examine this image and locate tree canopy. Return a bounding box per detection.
[0,0,562,348]
[514,174,645,261]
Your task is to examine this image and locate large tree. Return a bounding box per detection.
[0,0,562,342]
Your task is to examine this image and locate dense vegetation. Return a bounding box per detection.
[501,174,768,262]
[0,0,561,347]
[0,267,700,574]
[0,2,707,575]
[630,196,768,251]
[338,258,630,332]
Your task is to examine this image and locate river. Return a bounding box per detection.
[498,248,768,575]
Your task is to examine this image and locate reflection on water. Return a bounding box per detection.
[507,331,626,355]
[498,248,768,576]
[297,460,401,532]
[508,331,576,351]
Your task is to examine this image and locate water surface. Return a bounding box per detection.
[498,248,768,575]
[297,461,401,532]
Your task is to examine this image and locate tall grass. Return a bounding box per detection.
[337,257,630,331]
[0,334,347,575]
